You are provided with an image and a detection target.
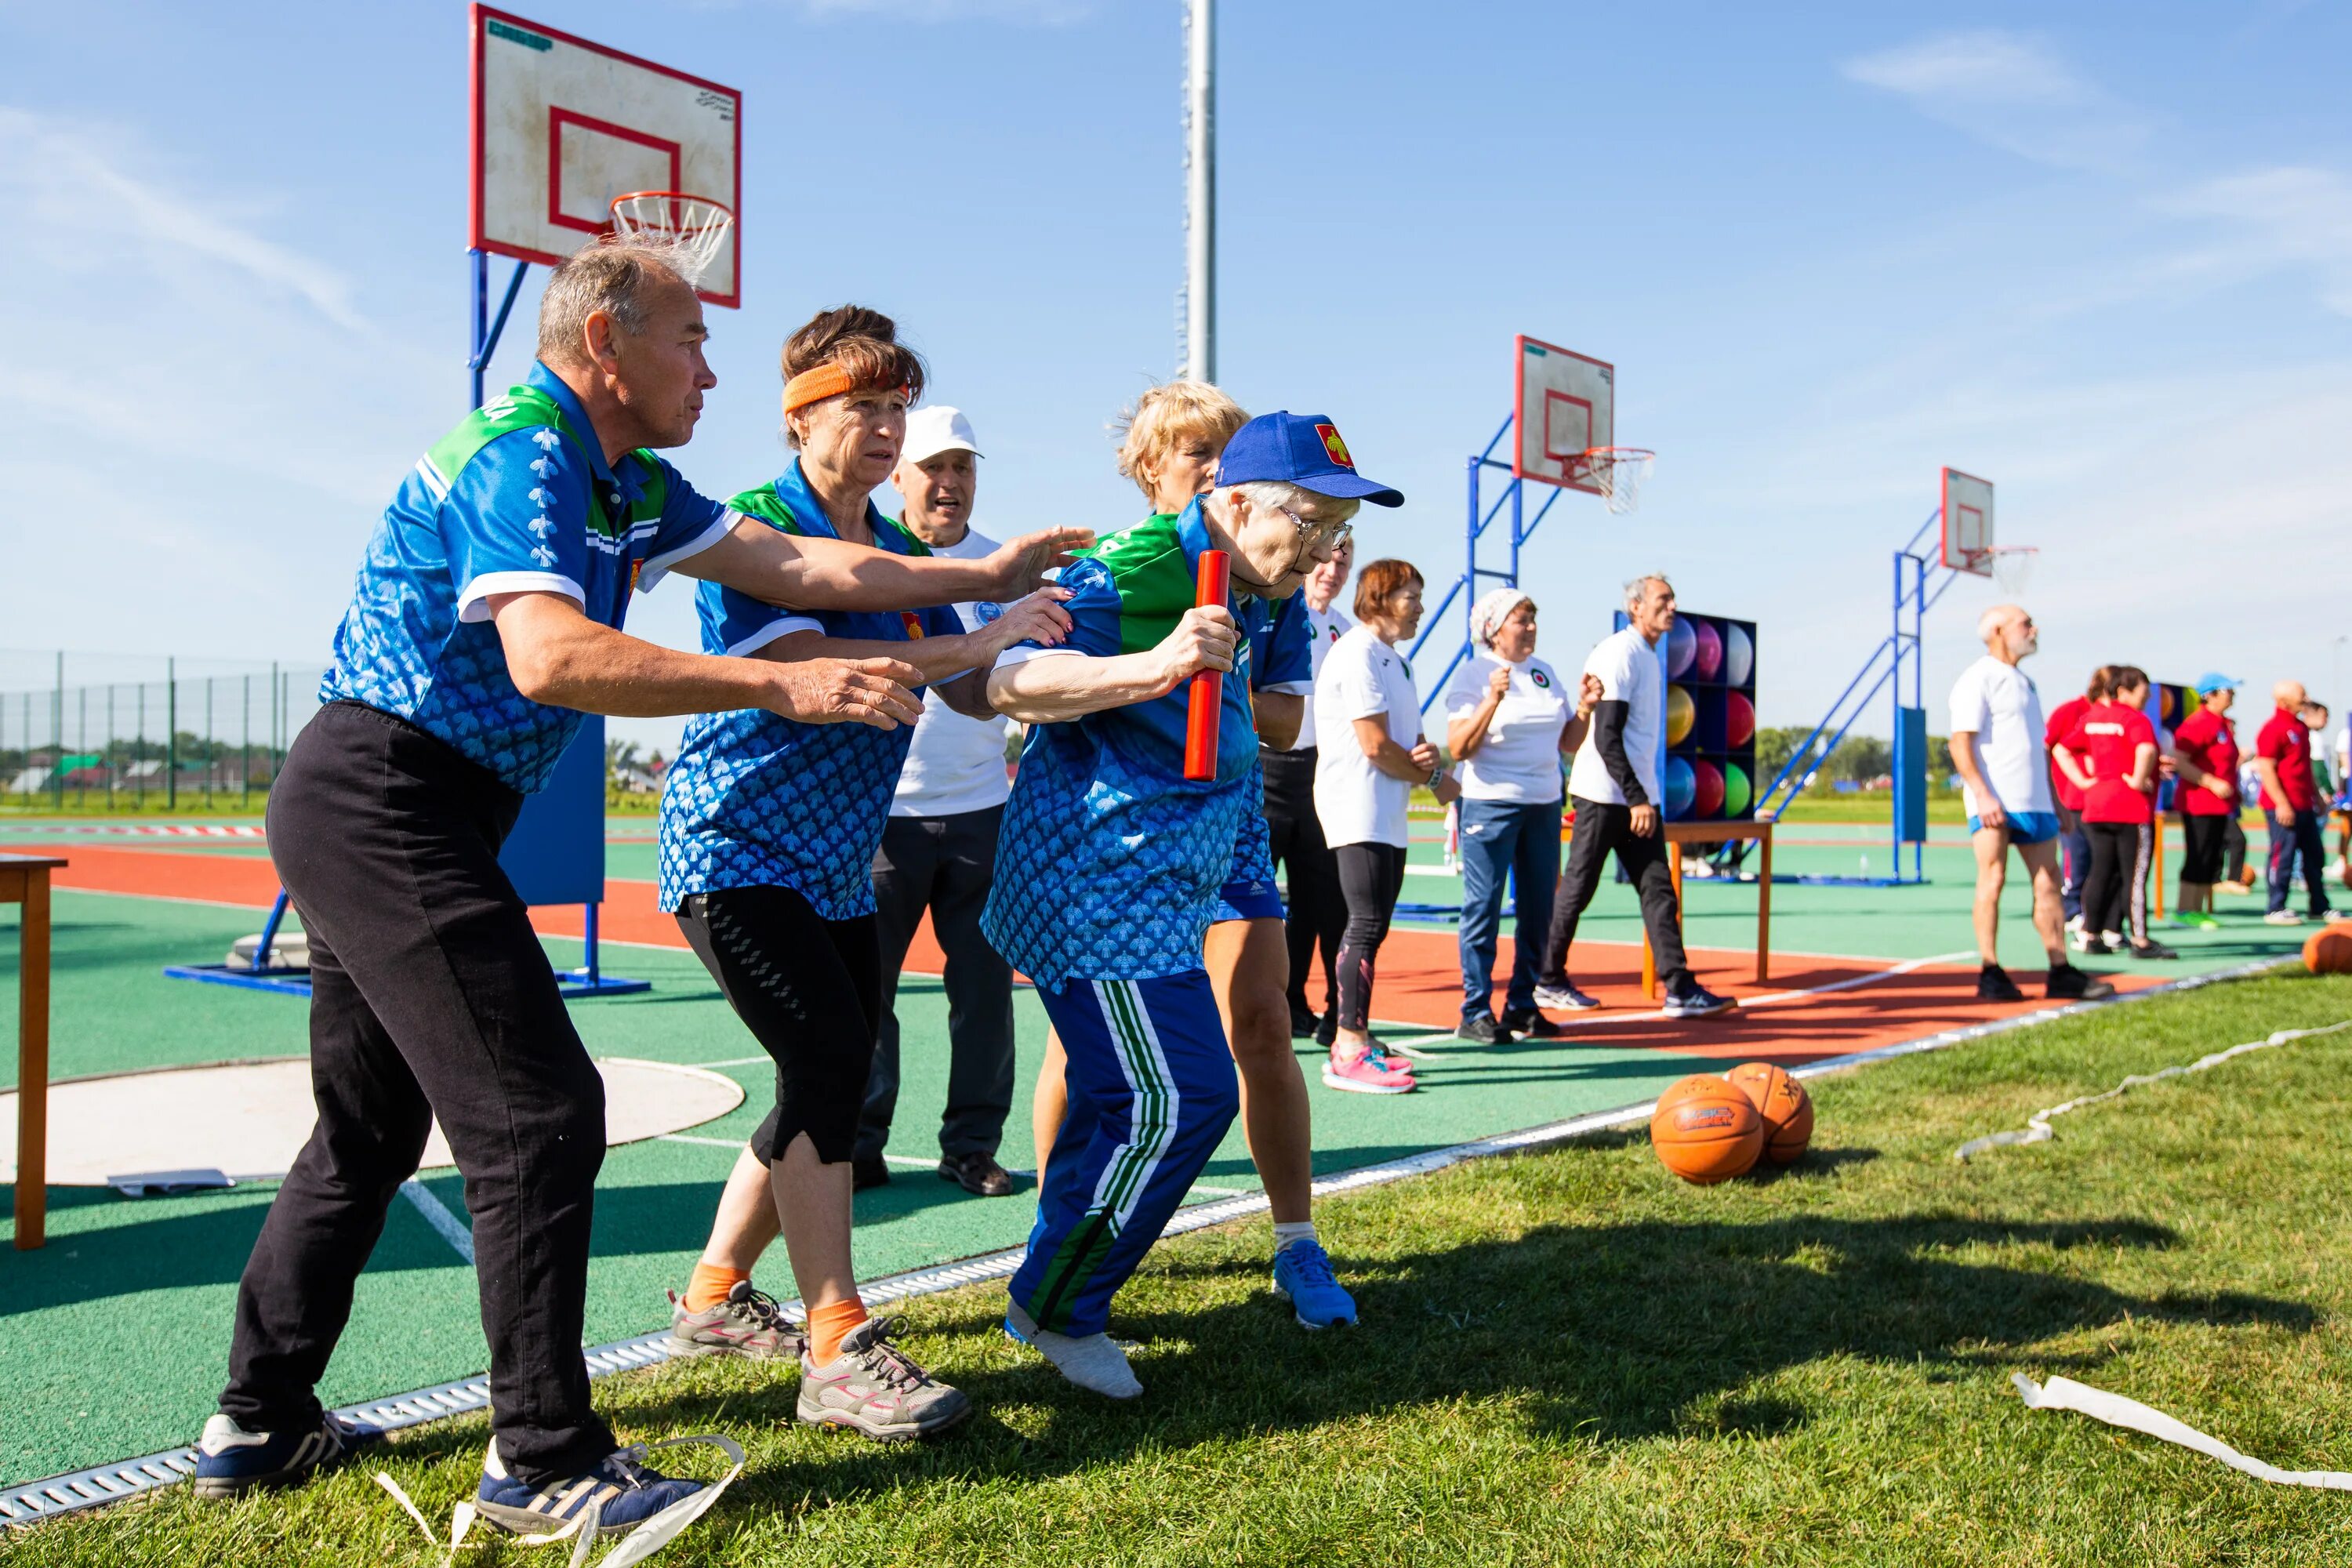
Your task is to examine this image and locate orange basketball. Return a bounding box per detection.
[2306,924,2352,976]
[1650,1073,1765,1184]
[1727,1061,1815,1166]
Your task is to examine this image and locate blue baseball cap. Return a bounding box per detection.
[2194,671,2241,695]
[1214,412,1404,506]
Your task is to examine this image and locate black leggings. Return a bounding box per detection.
[677,886,881,1165]
[2082,820,2151,944]
[2180,813,2229,885]
[1333,841,1408,1033]
[1264,747,1342,1021]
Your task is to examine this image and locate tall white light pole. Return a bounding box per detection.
[1181,0,1215,383]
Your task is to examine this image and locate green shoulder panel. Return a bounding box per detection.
[724,481,808,535]
[420,383,662,540]
[876,515,935,557]
[1082,513,1195,656]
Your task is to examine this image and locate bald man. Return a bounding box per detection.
[2252,679,2333,924]
[1947,604,2112,1003]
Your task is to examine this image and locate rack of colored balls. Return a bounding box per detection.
[1660,612,1758,822]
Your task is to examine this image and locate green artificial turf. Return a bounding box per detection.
[13,969,2352,1564]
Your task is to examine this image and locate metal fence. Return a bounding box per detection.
[0,652,329,813]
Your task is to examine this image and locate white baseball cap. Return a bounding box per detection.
[902,406,982,465]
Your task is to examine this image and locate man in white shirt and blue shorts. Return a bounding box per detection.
[1947,604,2111,1004]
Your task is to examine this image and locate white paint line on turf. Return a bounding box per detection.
[399,1179,474,1265]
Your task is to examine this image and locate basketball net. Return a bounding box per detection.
[1570,447,1655,515]
[609,191,735,286]
[1988,545,2039,593]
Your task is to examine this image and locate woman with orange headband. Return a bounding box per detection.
[655,305,1073,1439]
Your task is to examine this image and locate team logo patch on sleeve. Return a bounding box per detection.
[1314,424,1355,468]
[900,611,927,640]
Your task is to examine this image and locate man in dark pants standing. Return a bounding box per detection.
[857,406,1019,1198]
[1533,573,1735,1020]
[1263,539,1354,1044]
[194,239,1082,1534]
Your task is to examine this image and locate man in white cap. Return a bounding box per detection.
[854,406,1021,1196]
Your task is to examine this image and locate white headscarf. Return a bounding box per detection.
[1469,586,1535,653]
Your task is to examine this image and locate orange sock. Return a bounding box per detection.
[807,1298,869,1365]
[685,1263,751,1313]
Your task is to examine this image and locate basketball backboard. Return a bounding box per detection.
[1513,336,1614,494]
[1940,467,1995,575]
[470,5,742,307]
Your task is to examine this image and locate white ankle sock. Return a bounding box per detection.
[1272,1221,1318,1254]
[1006,1301,1142,1399]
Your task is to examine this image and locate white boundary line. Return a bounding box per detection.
[0,953,2300,1527]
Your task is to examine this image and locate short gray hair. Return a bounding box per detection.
[1624,572,1673,609]
[1231,481,1362,525]
[535,238,695,365]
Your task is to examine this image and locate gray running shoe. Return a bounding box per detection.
[796,1316,971,1441]
[667,1280,804,1361]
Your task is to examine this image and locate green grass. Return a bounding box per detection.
[17,968,2352,1564]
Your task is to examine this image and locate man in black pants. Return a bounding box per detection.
[1534,573,1734,1020]
[194,239,1082,1531]
[1265,539,1354,1043]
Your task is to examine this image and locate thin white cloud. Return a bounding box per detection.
[1840,31,2149,173]
[2155,166,2352,316]
[0,107,368,333]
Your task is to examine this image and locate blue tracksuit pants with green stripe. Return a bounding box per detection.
[1011,971,1240,1337]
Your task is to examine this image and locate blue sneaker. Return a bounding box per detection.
[1271,1239,1357,1330]
[192,1411,384,1497]
[474,1440,706,1540]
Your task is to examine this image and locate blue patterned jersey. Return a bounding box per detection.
[983,503,1262,982]
[657,459,962,917]
[320,361,732,793]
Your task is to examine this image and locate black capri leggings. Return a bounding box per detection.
[2082,821,2151,945]
[1333,841,1409,1034]
[677,885,881,1165]
[2180,813,2229,884]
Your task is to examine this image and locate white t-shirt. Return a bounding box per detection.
[890,526,1011,819]
[1313,624,1421,848]
[1566,626,1664,808]
[1272,600,1354,753]
[1443,652,1569,804]
[1947,654,2053,818]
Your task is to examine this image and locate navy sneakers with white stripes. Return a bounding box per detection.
[191,1411,384,1497]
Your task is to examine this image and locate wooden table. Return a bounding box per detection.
[1646,822,1773,999]
[4,854,63,1250]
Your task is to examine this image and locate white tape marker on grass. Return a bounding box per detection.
[1955,1018,2352,1162]
[2016,1375,2352,1490]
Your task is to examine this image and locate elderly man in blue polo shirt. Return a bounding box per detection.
[193,238,1085,1543]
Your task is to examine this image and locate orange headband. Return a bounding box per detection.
[782,363,856,413]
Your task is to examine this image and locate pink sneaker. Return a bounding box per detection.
[1322,1045,1417,1094]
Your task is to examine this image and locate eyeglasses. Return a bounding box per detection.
[1274,503,1353,554]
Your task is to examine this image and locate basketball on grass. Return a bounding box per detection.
[1727,1062,1815,1165]
[2305,925,2352,976]
[1650,1074,1764,1184]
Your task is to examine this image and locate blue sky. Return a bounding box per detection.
[4,0,2348,754]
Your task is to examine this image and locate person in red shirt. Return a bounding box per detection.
[2167,674,2241,929]
[2053,665,2171,958]
[2254,678,2333,924]
[2044,677,2100,938]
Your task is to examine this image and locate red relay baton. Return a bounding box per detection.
[1182,550,1231,782]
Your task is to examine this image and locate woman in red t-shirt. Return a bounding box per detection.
[2168,681,2240,927]
[2053,665,2170,958]
[2045,678,2099,936]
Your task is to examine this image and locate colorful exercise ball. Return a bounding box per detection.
[1664,756,1697,818]
[1727,1062,1814,1166]
[1725,690,1755,749]
[1651,1074,1766,1184]
[2306,924,2352,975]
[1691,759,1725,818]
[2159,686,2180,725]
[1723,624,1755,688]
[1722,761,1754,819]
[1692,619,1724,681]
[1667,616,1698,678]
[1667,684,1697,746]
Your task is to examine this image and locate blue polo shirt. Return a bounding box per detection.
[982,502,1261,982]
[320,361,732,793]
[657,459,963,918]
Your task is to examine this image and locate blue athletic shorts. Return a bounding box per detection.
[1211,769,1282,923]
[1969,809,2060,845]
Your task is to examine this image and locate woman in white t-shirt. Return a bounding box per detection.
[1441,589,1598,1044]
[1313,558,1458,1094]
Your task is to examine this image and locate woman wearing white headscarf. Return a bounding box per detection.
[1442,587,1599,1043]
